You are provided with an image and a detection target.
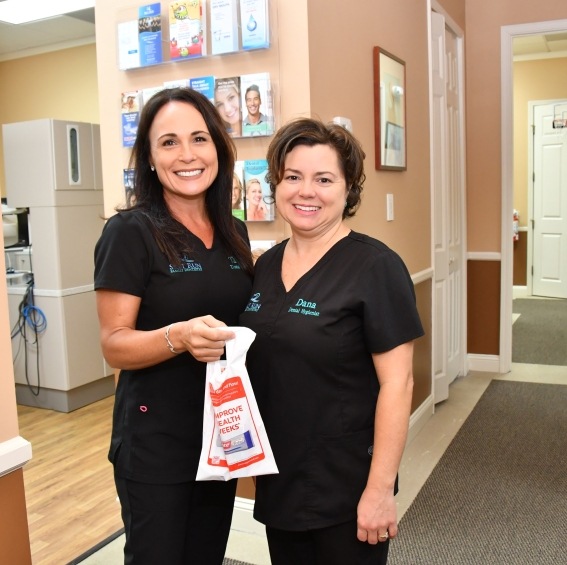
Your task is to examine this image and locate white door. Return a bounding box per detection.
[532,102,567,299]
[431,11,465,403]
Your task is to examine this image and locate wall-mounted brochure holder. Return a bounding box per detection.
[119,70,275,147]
[117,0,271,71]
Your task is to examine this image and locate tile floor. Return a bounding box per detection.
[224,363,567,565]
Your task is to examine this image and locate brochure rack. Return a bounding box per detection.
[116,1,279,223]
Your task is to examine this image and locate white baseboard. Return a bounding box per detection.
[407,395,434,445]
[467,354,500,373]
[513,286,528,299]
[232,496,265,537]
[0,436,32,478]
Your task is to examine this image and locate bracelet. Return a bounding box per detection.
[165,323,181,355]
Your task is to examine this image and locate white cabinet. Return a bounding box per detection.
[3,119,113,412]
[3,119,102,207]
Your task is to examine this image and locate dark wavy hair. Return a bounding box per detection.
[265,118,366,219]
[123,87,253,275]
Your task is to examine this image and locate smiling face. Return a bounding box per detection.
[246,179,263,206]
[215,85,241,125]
[149,101,219,206]
[245,90,261,118]
[275,144,348,237]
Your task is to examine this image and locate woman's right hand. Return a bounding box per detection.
[97,289,234,369]
[172,315,235,362]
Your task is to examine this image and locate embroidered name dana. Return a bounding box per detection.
[288,298,320,317]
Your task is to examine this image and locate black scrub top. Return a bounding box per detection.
[239,231,424,531]
[95,210,253,484]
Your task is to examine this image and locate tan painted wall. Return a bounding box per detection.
[306,0,431,273]
[0,44,99,198]
[436,0,465,30]
[465,0,567,355]
[465,0,567,252]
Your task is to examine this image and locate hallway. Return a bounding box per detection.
[72,362,567,564]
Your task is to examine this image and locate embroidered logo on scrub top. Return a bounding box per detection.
[288,298,320,317]
[244,292,262,312]
[228,256,241,270]
[169,255,203,273]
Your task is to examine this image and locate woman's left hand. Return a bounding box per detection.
[356,486,398,544]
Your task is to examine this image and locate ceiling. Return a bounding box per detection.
[0,7,566,62]
[513,32,567,59]
[0,7,95,62]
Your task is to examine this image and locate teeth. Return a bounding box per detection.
[295,205,318,211]
[177,170,202,177]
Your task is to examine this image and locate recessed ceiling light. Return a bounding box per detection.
[0,0,95,25]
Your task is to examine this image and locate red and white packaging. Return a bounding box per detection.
[196,327,278,481]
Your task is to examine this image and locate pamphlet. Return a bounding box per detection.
[250,240,276,262]
[239,0,269,50]
[142,85,165,107]
[189,75,215,104]
[232,160,246,221]
[210,0,239,55]
[214,76,243,138]
[138,3,163,67]
[169,0,207,60]
[163,78,190,89]
[243,159,274,221]
[121,91,141,147]
[123,168,135,203]
[241,72,274,137]
[117,20,140,69]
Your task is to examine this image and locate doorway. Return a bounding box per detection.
[501,19,567,373]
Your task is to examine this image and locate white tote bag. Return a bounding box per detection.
[196,326,278,481]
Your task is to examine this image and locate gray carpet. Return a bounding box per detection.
[512,298,567,365]
[389,380,567,564]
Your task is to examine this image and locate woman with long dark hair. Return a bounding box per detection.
[95,87,253,563]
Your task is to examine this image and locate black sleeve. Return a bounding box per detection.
[94,212,153,297]
[361,249,424,353]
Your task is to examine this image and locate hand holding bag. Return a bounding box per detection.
[196,326,278,481]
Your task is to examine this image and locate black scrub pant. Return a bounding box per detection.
[115,474,237,564]
[266,519,390,565]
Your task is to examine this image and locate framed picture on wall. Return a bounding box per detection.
[373,47,407,171]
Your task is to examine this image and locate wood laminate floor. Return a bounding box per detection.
[18,395,122,565]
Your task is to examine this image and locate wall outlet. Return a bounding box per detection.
[386,193,394,221]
